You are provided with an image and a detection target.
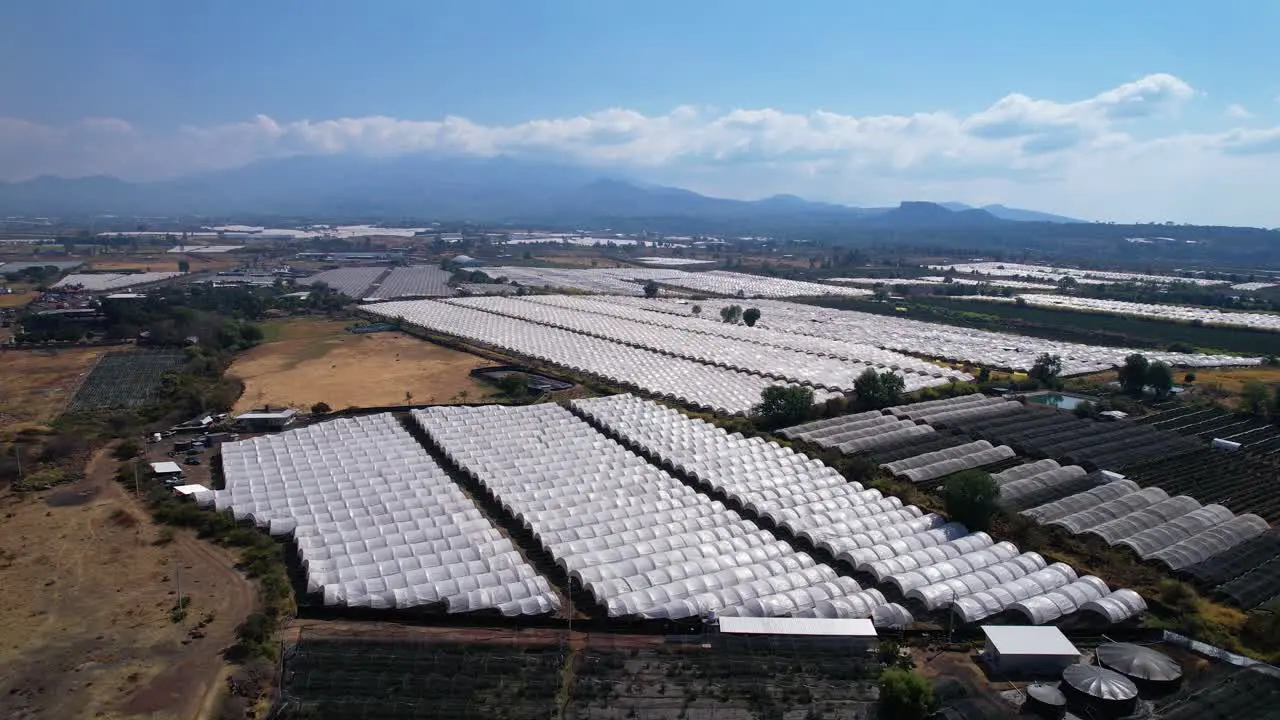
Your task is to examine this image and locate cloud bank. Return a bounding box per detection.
[1,73,1278,225]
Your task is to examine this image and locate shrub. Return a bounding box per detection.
[941,470,1000,531]
[309,402,332,415]
[878,668,932,720]
[742,307,761,327]
[754,386,814,430]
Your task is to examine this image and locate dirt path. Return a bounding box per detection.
[0,448,258,720]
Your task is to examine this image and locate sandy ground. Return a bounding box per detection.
[0,347,111,436]
[0,448,257,720]
[86,255,245,274]
[228,318,498,413]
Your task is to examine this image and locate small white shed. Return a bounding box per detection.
[982,626,1080,676]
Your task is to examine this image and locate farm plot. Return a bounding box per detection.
[365,300,835,414]
[214,414,560,614]
[611,297,1255,374]
[279,635,562,720]
[368,265,454,299]
[448,296,962,392]
[298,267,389,298]
[647,269,871,298]
[51,271,182,291]
[1137,405,1280,454]
[572,394,1143,628]
[66,349,186,411]
[413,403,845,621]
[1014,294,1280,332]
[0,346,108,433]
[1120,451,1280,523]
[927,262,1229,287]
[1018,480,1269,573]
[527,295,961,380]
[475,266,649,295]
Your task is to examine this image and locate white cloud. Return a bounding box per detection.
[1,73,1278,225]
[1224,103,1254,119]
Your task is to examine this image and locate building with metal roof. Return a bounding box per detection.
[981,625,1080,676]
[233,408,298,431]
[716,616,877,653]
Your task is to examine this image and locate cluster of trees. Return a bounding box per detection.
[3,264,65,286]
[1118,354,1174,398]
[854,369,906,410]
[755,385,814,430]
[1028,353,1062,387]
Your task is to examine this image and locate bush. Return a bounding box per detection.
[742,307,761,327]
[854,369,906,410]
[754,385,814,430]
[941,470,1000,531]
[309,402,331,414]
[878,668,932,720]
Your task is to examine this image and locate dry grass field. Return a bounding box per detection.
[86,254,245,274]
[0,288,37,308]
[0,449,255,720]
[0,347,111,436]
[1185,365,1280,397]
[229,318,498,413]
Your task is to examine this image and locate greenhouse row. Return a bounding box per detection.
[1021,480,1270,571]
[477,266,649,295]
[210,414,560,615]
[1013,294,1280,332]
[411,403,845,620]
[926,262,1229,287]
[642,269,872,298]
[365,300,835,415]
[529,295,960,379]
[571,394,1143,626]
[881,440,1017,484]
[368,266,455,300]
[446,296,958,392]
[52,271,183,291]
[299,267,389,298]
[627,297,1258,373]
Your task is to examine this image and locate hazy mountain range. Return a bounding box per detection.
[0,154,1084,227]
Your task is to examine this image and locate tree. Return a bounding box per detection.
[976,367,991,384]
[1028,353,1062,386]
[754,385,814,430]
[873,287,890,302]
[1118,353,1150,395]
[690,304,702,317]
[1184,372,1197,383]
[878,668,933,720]
[854,369,906,410]
[1056,275,1079,292]
[742,307,761,327]
[942,470,1001,531]
[310,402,332,415]
[1146,361,1174,399]
[719,305,743,324]
[1241,381,1270,416]
[643,280,660,298]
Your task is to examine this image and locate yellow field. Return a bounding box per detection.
[1183,365,1280,406]
[229,318,498,413]
[0,290,36,308]
[0,347,111,436]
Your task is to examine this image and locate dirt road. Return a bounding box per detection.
[0,448,258,720]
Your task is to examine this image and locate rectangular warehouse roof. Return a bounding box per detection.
[235,409,298,421]
[151,461,183,475]
[982,626,1079,657]
[718,616,877,637]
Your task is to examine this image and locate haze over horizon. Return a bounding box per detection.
[2,0,1278,226]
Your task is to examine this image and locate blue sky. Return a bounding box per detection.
[2,0,1278,225]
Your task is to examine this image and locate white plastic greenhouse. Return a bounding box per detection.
[951,563,1080,624]
[1113,505,1236,558]
[1079,589,1148,625]
[214,414,560,615]
[412,403,848,619]
[1146,514,1271,570]
[1021,480,1141,524]
[1008,576,1113,625]
[906,553,1048,612]
[1083,496,1204,544]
